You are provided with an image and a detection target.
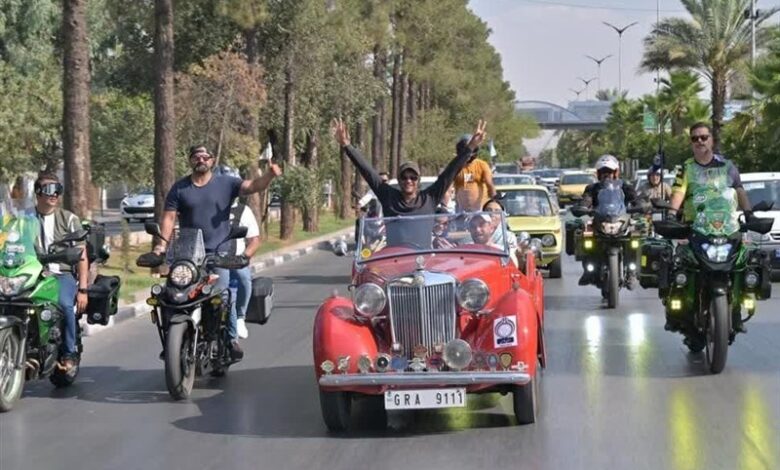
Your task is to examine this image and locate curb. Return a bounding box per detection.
[80,226,354,336]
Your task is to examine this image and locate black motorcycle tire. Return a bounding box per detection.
[706,295,729,374]
[0,329,25,412]
[607,252,620,308]
[165,322,196,400]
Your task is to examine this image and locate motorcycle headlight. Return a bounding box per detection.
[353,282,386,317]
[600,221,623,235]
[704,243,732,263]
[541,234,556,247]
[457,278,489,312]
[0,275,30,296]
[169,262,196,287]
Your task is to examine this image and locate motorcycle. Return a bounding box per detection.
[570,180,646,308]
[0,213,118,411]
[136,223,248,400]
[650,198,773,374]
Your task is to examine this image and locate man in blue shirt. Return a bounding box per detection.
[153,145,281,359]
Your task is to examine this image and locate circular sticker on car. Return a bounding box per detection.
[360,248,372,259]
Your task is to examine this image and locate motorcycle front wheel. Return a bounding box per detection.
[705,295,729,374]
[607,252,620,308]
[165,323,196,400]
[0,329,24,412]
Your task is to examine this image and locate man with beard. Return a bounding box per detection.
[152,145,282,359]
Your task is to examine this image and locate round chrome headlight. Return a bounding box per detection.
[151,284,163,296]
[674,272,688,286]
[353,282,386,317]
[40,309,53,322]
[169,262,196,287]
[745,271,760,288]
[457,278,489,312]
[541,234,555,247]
[443,339,473,370]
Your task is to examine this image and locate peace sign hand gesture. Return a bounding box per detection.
[467,119,487,151]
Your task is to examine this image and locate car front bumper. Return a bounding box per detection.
[319,370,530,387]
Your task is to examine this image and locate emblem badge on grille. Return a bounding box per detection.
[413,344,428,358]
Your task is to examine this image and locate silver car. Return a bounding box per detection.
[743,173,780,280]
[120,190,155,222]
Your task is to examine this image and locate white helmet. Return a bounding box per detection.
[595,154,619,171]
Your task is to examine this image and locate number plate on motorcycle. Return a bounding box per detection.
[384,388,466,410]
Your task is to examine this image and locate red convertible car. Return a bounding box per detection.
[313,212,546,431]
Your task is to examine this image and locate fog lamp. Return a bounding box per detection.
[443,339,472,370]
[584,239,594,250]
[743,298,755,310]
[670,299,682,311]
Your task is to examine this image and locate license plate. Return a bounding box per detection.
[384,388,466,410]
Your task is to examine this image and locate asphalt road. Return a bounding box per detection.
[1,248,778,470]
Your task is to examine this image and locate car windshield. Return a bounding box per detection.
[357,212,510,263]
[744,179,780,208]
[171,228,206,265]
[595,180,626,218]
[561,174,595,185]
[494,175,534,186]
[502,189,553,217]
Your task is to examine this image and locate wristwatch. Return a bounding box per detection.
[78,287,88,294]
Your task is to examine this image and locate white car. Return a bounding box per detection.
[120,190,155,222]
[742,173,780,280]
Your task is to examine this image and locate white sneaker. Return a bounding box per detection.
[237,318,249,339]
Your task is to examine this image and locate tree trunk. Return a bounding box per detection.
[153,0,176,227]
[280,59,296,240]
[397,71,407,165]
[710,72,727,153]
[244,27,259,65]
[62,0,91,219]
[303,133,319,232]
[371,44,385,171]
[389,52,401,176]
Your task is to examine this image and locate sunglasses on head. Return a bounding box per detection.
[36,182,63,197]
[690,134,710,143]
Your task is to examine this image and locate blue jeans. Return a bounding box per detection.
[230,267,252,321]
[211,267,236,340]
[56,274,78,357]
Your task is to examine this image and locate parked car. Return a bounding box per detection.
[742,172,780,280]
[556,172,596,207]
[316,211,546,431]
[498,184,563,278]
[120,190,154,222]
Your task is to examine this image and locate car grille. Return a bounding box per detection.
[387,272,457,359]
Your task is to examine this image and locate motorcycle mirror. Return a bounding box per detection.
[144,222,164,240]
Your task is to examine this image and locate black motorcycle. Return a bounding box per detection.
[137,223,248,400]
[571,180,646,308]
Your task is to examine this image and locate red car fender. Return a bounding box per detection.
[468,289,539,377]
[312,296,379,381]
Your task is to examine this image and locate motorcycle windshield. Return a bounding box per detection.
[0,214,40,268]
[595,180,626,219]
[691,192,739,237]
[171,228,206,265]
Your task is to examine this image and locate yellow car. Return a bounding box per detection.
[557,171,596,207]
[497,184,563,278]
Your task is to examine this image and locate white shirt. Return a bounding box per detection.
[41,213,60,273]
[229,205,260,255]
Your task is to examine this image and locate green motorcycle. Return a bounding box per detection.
[0,213,119,411]
[647,198,773,374]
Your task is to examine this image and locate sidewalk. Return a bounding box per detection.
[81,226,354,335]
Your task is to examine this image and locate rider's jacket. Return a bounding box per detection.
[672,154,743,233]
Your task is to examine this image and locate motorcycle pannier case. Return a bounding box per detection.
[86,275,121,325]
[639,240,672,289]
[246,276,273,325]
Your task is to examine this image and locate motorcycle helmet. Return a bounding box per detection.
[595,154,620,179]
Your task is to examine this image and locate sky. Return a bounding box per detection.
[469,0,780,106]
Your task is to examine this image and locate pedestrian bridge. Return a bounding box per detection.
[516,100,611,131]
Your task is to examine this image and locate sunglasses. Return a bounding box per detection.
[190,153,214,161]
[690,135,710,143]
[35,183,63,197]
[400,174,419,182]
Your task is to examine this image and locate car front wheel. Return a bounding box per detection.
[512,373,539,425]
[320,390,352,432]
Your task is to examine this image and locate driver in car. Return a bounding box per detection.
[468,212,519,266]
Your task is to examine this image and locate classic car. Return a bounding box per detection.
[314,211,546,431]
[556,171,596,207]
[498,184,563,278]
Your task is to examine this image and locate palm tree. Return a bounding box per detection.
[658,70,708,137]
[641,0,778,150]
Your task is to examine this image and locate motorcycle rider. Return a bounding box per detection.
[29,173,89,373]
[226,198,260,340]
[576,154,638,286]
[639,165,671,202]
[152,145,281,360]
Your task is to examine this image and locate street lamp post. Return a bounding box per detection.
[577,77,597,100]
[569,88,584,101]
[585,54,612,92]
[603,21,639,93]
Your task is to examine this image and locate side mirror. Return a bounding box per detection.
[227,225,248,240]
[144,222,163,239]
[753,201,774,212]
